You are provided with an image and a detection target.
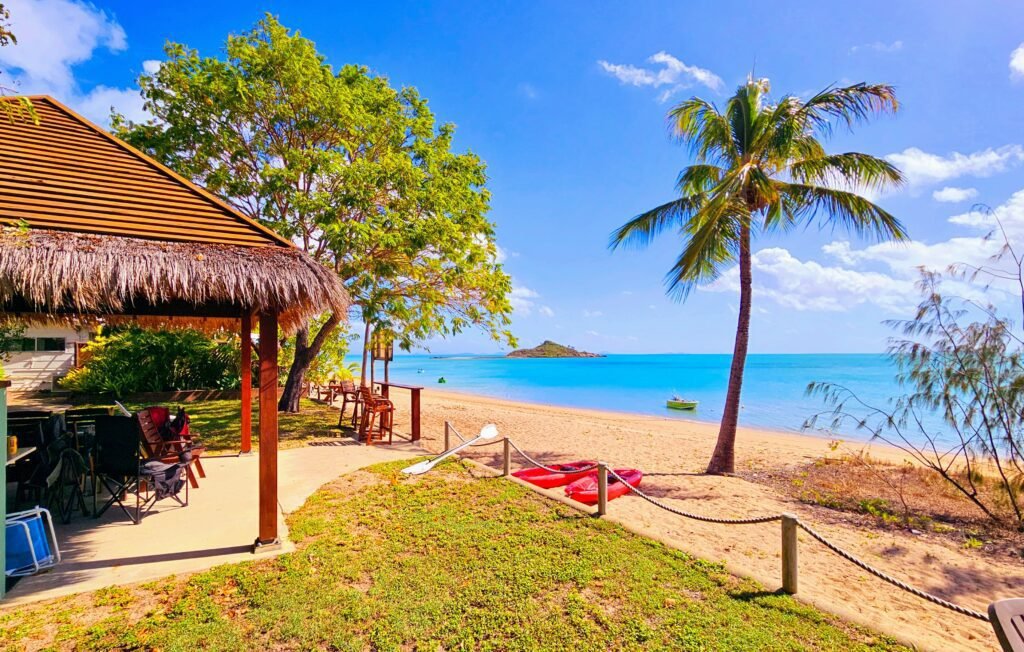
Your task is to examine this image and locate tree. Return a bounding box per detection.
[113,15,513,411]
[809,222,1024,529]
[610,77,907,474]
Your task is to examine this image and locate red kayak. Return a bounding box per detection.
[564,469,643,505]
[512,460,598,489]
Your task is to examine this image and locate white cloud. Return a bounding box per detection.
[142,59,161,75]
[538,305,555,317]
[850,40,903,54]
[948,188,1024,240]
[886,145,1024,188]
[584,330,600,337]
[1010,43,1024,80]
[704,189,1024,313]
[932,186,978,203]
[582,309,603,318]
[509,285,539,315]
[598,51,723,101]
[0,0,146,125]
[705,248,917,313]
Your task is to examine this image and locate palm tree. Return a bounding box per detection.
[610,78,907,474]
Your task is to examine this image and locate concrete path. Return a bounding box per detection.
[4,440,421,606]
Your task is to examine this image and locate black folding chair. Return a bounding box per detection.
[92,415,188,524]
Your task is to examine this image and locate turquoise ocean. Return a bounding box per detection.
[371,353,922,443]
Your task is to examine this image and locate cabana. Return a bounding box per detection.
[0,96,348,576]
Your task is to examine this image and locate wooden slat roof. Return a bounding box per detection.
[0,96,291,248]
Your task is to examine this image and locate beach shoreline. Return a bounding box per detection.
[420,386,916,467]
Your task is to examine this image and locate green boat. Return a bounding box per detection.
[666,397,698,410]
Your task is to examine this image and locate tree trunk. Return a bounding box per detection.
[706,221,753,475]
[277,312,341,413]
[359,321,371,387]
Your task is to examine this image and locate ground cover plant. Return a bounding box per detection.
[0,460,907,651]
[744,449,1024,557]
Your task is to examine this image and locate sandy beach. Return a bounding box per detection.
[384,386,1021,652]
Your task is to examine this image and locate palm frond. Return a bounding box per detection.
[799,83,899,136]
[668,98,735,164]
[665,202,742,298]
[608,194,707,250]
[676,164,726,194]
[777,181,908,241]
[790,152,904,191]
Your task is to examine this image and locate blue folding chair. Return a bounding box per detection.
[5,506,61,577]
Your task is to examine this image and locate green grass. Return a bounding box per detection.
[0,460,908,651]
[114,397,344,453]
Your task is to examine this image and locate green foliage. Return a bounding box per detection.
[0,462,907,650]
[0,317,24,362]
[112,15,514,355]
[0,316,25,379]
[61,326,240,396]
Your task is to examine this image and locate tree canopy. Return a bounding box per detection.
[113,15,514,401]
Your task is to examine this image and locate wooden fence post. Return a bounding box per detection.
[503,438,511,476]
[782,514,798,594]
[597,464,608,517]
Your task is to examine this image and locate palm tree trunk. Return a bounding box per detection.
[706,221,752,475]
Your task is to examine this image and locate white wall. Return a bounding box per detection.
[5,325,91,391]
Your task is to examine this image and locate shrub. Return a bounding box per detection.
[61,326,240,396]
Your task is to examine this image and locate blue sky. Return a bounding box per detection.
[3,1,1024,354]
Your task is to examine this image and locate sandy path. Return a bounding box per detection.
[383,387,1019,652]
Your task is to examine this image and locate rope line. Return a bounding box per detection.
[506,439,601,474]
[606,467,782,525]
[469,431,990,623]
[796,521,989,621]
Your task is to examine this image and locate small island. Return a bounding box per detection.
[507,340,604,358]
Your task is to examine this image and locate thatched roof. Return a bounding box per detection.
[0,229,348,332]
[0,95,349,333]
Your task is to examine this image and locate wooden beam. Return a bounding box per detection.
[256,311,279,549]
[240,312,252,455]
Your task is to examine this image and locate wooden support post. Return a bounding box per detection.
[503,438,511,476]
[0,379,9,599]
[411,387,421,442]
[240,312,252,455]
[444,421,450,451]
[255,311,280,551]
[597,464,608,517]
[782,514,798,594]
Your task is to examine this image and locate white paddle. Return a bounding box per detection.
[401,423,499,475]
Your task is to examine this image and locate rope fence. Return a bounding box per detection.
[442,422,990,623]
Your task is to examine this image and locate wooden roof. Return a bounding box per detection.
[0,96,290,248]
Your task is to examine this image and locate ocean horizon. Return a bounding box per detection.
[358,353,930,444]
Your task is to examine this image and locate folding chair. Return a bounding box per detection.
[5,507,61,577]
[92,415,188,524]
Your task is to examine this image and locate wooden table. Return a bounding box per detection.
[6,446,37,466]
[374,382,424,442]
